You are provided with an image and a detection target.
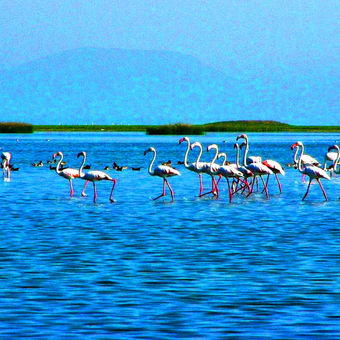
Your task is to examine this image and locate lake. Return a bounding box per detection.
[0,132,339,339]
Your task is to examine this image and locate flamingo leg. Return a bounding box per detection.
[199,176,217,197]
[226,178,233,203]
[198,174,203,196]
[262,175,270,193]
[109,179,117,203]
[260,175,269,198]
[81,180,89,197]
[302,178,312,200]
[247,176,256,197]
[153,179,167,200]
[164,178,175,202]
[69,179,74,197]
[93,182,97,203]
[275,173,282,194]
[302,174,306,183]
[316,178,328,201]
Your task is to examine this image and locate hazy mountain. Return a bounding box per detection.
[0,48,338,125]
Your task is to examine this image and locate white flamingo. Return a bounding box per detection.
[239,142,273,197]
[1,152,12,180]
[291,141,330,201]
[262,159,285,194]
[144,147,181,202]
[179,137,205,196]
[323,144,340,176]
[190,141,220,197]
[77,151,117,203]
[236,133,262,164]
[207,144,243,202]
[53,151,80,197]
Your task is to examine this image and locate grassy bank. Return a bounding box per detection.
[0,122,33,133]
[33,121,340,133]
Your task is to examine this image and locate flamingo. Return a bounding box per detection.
[291,143,319,182]
[190,141,220,197]
[262,159,285,194]
[229,143,253,194]
[291,141,330,201]
[77,151,117,203]
[53,151,80,197]
[179,137,206,196]
[239,142,273,197]
[1,152,12,180]
[236,134,262,164]
[207,144,243,202]
[144,147,181,202]
[323,144,340,176]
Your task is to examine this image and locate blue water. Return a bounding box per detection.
[0,132,339,339]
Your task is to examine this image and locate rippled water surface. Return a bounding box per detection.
[0,132,339,339]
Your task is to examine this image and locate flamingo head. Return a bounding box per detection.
[178,137,189,144]
[207,144,218,152]
[77,151,86,158]
[239,142,247,149]
[190,141,201,150]
[328,144,339,152]
[290,141,303,150]
[233,143,239,149]
[144,147,154,156]
[53,151,62,159]
[236,133,248,141]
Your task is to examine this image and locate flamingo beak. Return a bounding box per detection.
[77,152,82,158]
[178,138,184,144]
[328,145,336,152]
[290,143,297,150]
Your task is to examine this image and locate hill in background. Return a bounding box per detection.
[0,48,339,125]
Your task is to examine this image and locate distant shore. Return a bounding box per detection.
[34,121,340,134]
[1,121,339,134]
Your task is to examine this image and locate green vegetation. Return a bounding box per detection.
[34,124,147,132]
[146,123,204,135]
[31,120,340,134]
[0,122,33,133]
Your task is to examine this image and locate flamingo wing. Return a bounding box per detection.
[263,160,285,175]
[154,165,181,177]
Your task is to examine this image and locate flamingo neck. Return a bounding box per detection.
[194,143,203,165]
[183,138,190,168]
[243,141,249,166]
[55,153,63,174]
[79,153,86,177]
[293,146,300,164]
[333,146,340,172]
[148,149,157,175]
[209,145,219,173]
[297,144,305,172]
[219,152,227,165]
[235,144,240,168]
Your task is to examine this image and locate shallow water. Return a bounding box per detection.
[0,132,339,339]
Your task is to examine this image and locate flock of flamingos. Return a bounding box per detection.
[1,133,340,203]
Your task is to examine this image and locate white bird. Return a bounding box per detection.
[262,159,285,194]
[179,137,206,196]
[1,152,12,180]
[53,152,80,197]
[323,144,340,176]
[207,144,243,202]
[239,142,273,198]
[77,151,117,203]
[144,147,181,202]
[291,141,330,201]
[236,133,262,164]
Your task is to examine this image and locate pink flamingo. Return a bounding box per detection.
[323,144,340,177]
[77,151,117,203]
[230,143,253,194]
[144,147,181,202]
[236,134,262,164]
[190,141,220,197]
[179,137,205,196]
[53,151,80,197]
[1,152,12,180]
[291,143,319,182]
[262,159,285,193]
[239,142,273,198]
[291,141,330,201]
[207,144,243,202]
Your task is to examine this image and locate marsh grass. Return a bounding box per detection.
[0,122,33,133]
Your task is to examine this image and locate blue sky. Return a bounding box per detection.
[0,0,339,124]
